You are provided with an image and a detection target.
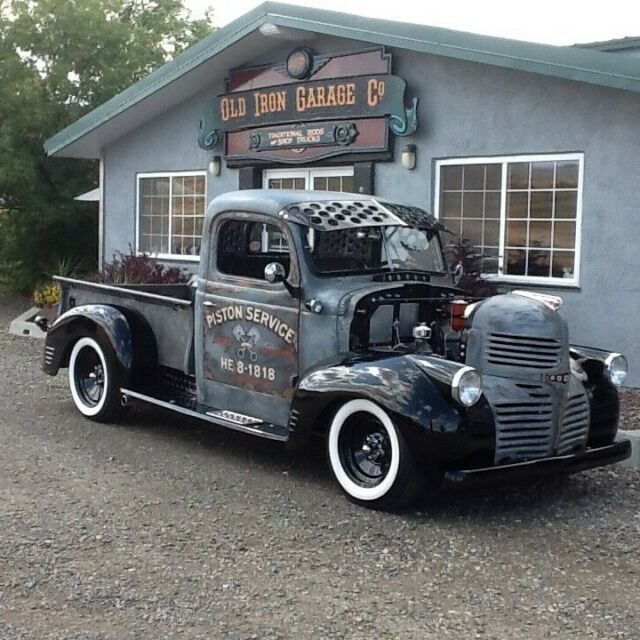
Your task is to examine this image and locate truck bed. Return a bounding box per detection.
[55,277,195,373]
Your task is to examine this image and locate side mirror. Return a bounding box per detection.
[451,262,464,286]
[264,262,286,284]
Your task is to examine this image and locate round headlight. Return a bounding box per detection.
[605,353,628,386]
[452,367,483,407]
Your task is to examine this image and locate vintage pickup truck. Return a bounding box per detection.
[42,190,631,509]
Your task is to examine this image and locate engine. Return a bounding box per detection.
[348,283,471,361]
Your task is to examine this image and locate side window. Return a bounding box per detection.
[217,219,290,280]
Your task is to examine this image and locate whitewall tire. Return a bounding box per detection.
[68,336,122,422]
[327,399,421,510]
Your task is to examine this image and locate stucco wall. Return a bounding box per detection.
[103,39,640,386]
[103,82,236,270]
[380,50,640,386]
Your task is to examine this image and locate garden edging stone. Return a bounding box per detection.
[617,430,640,469]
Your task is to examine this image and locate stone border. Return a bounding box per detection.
[9,307,46,339]
[617,430,640,469]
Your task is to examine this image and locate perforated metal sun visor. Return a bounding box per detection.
[278,199,445,232]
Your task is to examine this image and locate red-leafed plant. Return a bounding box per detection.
[445,237,499,299]
[90,250,190,285]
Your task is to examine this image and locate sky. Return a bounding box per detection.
[184,0,639,46]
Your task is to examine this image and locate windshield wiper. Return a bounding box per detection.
[380,229,395,272]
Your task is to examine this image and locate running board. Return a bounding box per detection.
[120,388,288,441]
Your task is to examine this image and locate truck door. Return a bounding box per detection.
[196,212,300,427]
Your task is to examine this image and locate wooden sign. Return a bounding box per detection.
[226,119,388,165]
[198,48,418,164]
[246,121,358,151]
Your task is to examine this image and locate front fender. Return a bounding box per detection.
[291,354,494,468]
[570,345,621,446]
[43,305,133,376]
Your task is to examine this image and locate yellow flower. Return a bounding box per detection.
[33,283,60,306]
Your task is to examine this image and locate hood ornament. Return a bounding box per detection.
[512,290,563,311]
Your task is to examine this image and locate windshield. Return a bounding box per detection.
[305,226,445,275]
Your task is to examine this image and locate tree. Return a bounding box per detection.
[0,0,214,292]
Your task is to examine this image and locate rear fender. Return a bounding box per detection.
[43,305,156,385]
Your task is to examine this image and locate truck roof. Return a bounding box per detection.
[207,189,446,232]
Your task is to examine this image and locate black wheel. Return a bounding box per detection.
[68,335,123,422]
[327,399,422,510]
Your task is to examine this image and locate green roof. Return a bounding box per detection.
[576,36,640,53]
[45,1,640,157]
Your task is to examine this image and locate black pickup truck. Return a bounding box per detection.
[42,190,631,509]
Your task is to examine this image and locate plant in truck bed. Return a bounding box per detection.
[91,250,190,285]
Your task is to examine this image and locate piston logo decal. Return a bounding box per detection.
[233,325,261,362]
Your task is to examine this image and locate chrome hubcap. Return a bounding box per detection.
[362,433,387,464]
[74,347,105,407]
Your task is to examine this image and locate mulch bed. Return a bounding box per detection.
[619,388,640,431]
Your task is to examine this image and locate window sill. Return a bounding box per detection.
[486,275,580,290]
[137,252,200,263]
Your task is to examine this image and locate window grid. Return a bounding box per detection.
[137,173,206,260]
[504,160,578,279]
[263,167,355,192]
[312,174,356,193]
[266,177,306,190]
[440,164,502,274]
[436,154,582,285]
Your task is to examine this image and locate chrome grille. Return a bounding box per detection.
[557,391,590,454]
[493,385,554,463]
[486,332,563,370]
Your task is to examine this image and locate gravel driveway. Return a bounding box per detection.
[1,293,639,639]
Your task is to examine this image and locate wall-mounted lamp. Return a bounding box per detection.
[401,144,417,171]
[208,155,221,177]
[259,22,282,37]
[259,22,312,40]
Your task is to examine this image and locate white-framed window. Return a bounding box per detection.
[263,166,355,193]
[434,153,583,286]
[136,171,206,261]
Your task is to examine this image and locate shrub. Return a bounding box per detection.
[94,250,190,285]
[445,237,499,299]
[0,205,97,294]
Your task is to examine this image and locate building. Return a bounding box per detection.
[577,36,640,57]
[45,2,640,385]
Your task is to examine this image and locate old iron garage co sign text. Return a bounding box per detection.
[198,47,419,164]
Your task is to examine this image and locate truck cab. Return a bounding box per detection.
[43,190,632,510]
[196,190,450,427]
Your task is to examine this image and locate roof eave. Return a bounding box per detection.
[44,1,640,159]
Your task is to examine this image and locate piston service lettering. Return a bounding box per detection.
[205,304,297,346]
